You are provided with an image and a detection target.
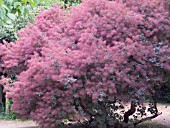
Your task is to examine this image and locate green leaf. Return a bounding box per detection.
[29,0,37,7]
[7,0,13,4]
[7,13,16,21]
[7,5,13,11]
[0,20,4,26]
[0,0,3,5]
[23,6,29,17]
[6,18,12,24]
[17,7,21,16]
[1,4,10,12]
[13,2,21,8]
[21,0,28,3]
[18,6,24,14]
[35,0,40,4]
[3,17,6,22]
[0,7,6,19]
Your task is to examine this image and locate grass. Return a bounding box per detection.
[136,121,168,128]
[0,110,17,120]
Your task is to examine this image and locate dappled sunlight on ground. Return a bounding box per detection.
[0,104,169,128]
[152,104,170,127]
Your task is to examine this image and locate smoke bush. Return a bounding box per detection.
[0,0,169,127]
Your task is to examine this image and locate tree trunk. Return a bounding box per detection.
[123,101,136,124]
[0,86,3,107]
[5,97,10,115]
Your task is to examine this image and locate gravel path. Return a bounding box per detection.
[152,104,170,127]
[0,120,38,128]
[0,104,169,128]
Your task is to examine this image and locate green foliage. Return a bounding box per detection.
[0,0,40,26]
[0,99,17,120]
[0,0,41,43]
[60,0,81,7]
[7,99,17,119]
[40,0,81,8]
[0,0,81,43]
[0,110,17,120]
[0,15,35,43]
[0,26,17,42]
[40,0,60,6]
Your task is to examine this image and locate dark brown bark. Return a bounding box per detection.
[123,101,136,124]
[79,97,95,117]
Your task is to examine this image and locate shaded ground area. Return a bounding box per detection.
[0,104,169,128]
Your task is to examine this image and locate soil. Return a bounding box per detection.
[0,104,169,128]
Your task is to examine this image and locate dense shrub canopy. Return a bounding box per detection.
[0,0,169,127]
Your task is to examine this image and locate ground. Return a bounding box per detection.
[152,104,170,127]
[0,104,169,128]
